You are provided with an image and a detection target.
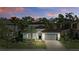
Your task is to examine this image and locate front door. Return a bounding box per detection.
[39,35,42,39]
[38,33,42,40]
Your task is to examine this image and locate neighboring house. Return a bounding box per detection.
[60,21,79,39]
[5,20,20,39]
[70,21,79,39]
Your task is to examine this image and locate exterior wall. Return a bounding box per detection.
[23,33,38,40]
[23,32,61,40]
[42,33,45,40]
[77,23,79,30]
[71,22,79,30]
[60,29,70,37]
[58,33,60,40]
[71,22,79,39]
[23,29,44,40]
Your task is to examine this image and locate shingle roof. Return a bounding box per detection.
[42,29,62,32]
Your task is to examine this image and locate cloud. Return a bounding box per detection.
[31,15,40,19]
[47,13,56,17]
[59,7,78,13]
[0,7,24,14]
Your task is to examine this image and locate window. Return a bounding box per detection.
[72,23,77,29]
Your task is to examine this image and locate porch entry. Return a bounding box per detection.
[38,33,42,40]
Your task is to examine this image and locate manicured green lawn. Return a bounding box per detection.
[0,39,46,49]
[61,40,79,49]
[13,39,46,49]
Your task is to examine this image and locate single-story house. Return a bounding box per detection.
[23,28,61,40]
[23,24,60,40]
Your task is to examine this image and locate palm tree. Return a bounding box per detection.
[65,12,74,21]
[52,14,65,29]
[40,17,50,29]
[65,13,76,29]
[74,15,79,21]
[22,16,34,23]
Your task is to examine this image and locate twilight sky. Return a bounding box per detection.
[0,7,79,19]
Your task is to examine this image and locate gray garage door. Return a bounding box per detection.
[45,34,57,40]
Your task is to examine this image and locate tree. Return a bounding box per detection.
[10,17,26,42]
[58,14,64,22]
[22,16,36,39]
[65,12,74,21]
[52,14,65,29]
[74,15,79,21]
[22,16,34,23]
[0,18,13,48]
[40,17,50,29]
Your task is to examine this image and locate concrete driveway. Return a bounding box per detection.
[45,40,66,51]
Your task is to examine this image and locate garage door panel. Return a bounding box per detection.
[45,34,57,40]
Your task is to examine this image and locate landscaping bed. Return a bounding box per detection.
[32,40,46,49]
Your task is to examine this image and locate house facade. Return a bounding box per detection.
[70,21,79,39]
[23,22,61,40]
[5,20,20,39]
[59,20,79,39]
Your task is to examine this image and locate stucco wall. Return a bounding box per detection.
[23,32,61,40]
[23,33,39,40]
[77,23,79,30]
